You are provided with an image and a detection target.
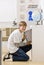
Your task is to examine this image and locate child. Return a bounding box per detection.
[7,21,32,61]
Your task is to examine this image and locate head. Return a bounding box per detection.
[19,21,27,32]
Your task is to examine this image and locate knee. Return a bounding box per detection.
[25,55,29,61]
[29,44,32,49]
[30,44,32,49]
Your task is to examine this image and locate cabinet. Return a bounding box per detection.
[32,25,44,62]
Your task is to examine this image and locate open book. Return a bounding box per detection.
[14,29,32,47]
[25,29,32,42]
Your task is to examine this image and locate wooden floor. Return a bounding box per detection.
[2,60,44,65]
[2,41,44,65]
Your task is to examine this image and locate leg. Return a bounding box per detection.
[20,44,32,53]
[12,48,29,61]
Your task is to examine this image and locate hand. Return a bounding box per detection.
[26,41,32,45]
[22,33,26,42]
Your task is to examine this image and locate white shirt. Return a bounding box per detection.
[7,29,23,53]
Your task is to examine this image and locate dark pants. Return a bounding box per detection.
[12,44,32,61]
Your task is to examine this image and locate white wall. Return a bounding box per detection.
[0,0,44,28]
[40,0,44,24]
[17,0,43,30]
[0,0,17,22]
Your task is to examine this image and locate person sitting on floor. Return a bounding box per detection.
[6,21,32,61]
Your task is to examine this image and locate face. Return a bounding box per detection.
[19,26,26,32]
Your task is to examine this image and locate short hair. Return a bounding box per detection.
[19,21,27,26]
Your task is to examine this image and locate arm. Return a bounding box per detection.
[22,32,26,42]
